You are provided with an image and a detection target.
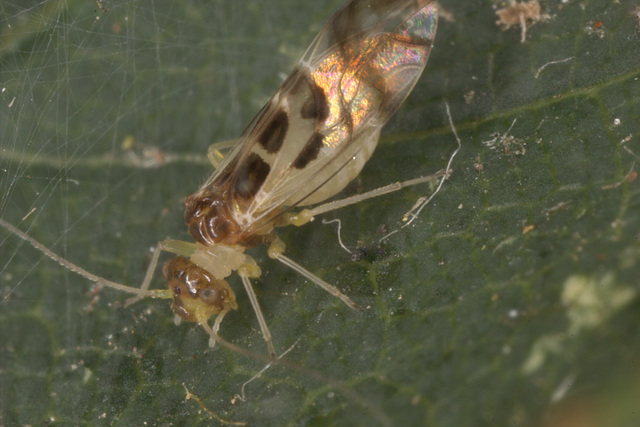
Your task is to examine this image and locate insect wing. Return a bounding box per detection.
[202,0,438,232]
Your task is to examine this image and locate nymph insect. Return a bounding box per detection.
[2,0,439,358]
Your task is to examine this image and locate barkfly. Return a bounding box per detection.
[2,0,439,357]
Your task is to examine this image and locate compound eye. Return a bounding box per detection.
[198,288,219,305]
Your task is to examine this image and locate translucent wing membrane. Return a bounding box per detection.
[0,0,440,362]
[187,0,438,246]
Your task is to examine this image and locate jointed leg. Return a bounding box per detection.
[239,270,277,357]
[274,253,362,311]
[125,239,197,307]
[207,138,242,168]
[266,234,361,311]
[288,170,450,226]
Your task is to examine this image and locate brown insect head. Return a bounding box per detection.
[162,256,238,323]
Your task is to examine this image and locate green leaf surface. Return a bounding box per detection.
[1,1,639,426]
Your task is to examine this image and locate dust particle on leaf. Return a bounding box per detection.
[496,1,543,42]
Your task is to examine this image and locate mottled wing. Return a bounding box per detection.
[195,0,438,237]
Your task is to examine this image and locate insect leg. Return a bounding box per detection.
[207,138,241,167]
[264,234,361,310]
[124,239,198,307]
[288,170,450,227]
[273,253,362,311]
[238,269,277,357]
[196,305,232,350]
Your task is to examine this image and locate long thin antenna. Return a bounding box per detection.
[0,218,170,299]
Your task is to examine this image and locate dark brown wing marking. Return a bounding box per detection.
[258,109,289,154]
[235,153,271,199]
[292,132,325,169]
[300,79,329,122]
